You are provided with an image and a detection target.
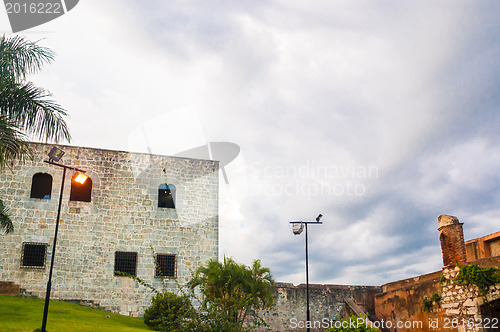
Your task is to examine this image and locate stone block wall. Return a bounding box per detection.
[440,258,500,332]
[0,143,219,316]
[256,283,382,332]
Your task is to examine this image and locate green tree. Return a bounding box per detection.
[0,34,71,233]
[0,35,70,143]
[189,257,275,331]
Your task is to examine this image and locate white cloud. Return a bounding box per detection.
[3,1,500,286]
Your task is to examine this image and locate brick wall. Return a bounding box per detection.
[0,281,20,296]
[438,215,467,267]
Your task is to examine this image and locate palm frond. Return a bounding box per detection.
[0,34,55,82]
[0,115,32,169]
[0,35,70,143]
[0,199,14,234]
[0,82,70,142]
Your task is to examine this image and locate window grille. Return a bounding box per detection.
[114,251,138,276]
[21,242,47,268]
[158,184,176,208]
[155,254,176,278]
[70,174,92,202]
[30,173,52,199]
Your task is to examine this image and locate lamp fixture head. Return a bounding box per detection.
[292,222,304,235]
[73,172,88,184]
[48,146,65,162]
[316,214,323,222]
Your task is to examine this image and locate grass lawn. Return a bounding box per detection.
[0,295,151,331]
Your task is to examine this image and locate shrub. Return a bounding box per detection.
[143,291,195,331]
[422,292,441,312]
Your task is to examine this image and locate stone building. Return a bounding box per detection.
[0,142,219,316]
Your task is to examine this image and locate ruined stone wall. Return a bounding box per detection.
[440,258,500,332]
[375,264,500,332]
[256,283,382,332]
[374,261,500,332]
[375,275,452,332]
[465,231,500,261]
[381,270,442,293]
[0,143,219,316]
[373,215,500,332]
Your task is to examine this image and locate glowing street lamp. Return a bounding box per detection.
[289,214,323,332]
[73,172,88,185]
[41,147,87,332]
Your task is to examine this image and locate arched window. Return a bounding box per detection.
[158,184,176,208]
[439,233,450,266]
[30,173,52,199]
[70,174,92,202]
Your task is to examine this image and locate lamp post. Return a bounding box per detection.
[41,147,88,332]
[289,214,323,332]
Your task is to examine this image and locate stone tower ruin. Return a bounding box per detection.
[437,214,467,267]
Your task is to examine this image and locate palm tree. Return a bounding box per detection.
[189,257,275,330]
[0,34,70,143]
[244,259,274,320]
[0,35,71,233]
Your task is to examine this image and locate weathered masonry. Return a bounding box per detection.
[375,215,500,332]
[256,283,382,332]
[0,143,219,316]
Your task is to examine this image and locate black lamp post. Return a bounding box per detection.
[40,147,87,332]
[289,214,323,332]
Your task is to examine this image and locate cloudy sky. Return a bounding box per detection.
[2,1,500,286]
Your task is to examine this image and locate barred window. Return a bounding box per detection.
[114,251,138,276]
[155,254,176,278]
[158,184,176,208]
[30,173,52,199]
[21,243,47,268]
[70,174,92,202]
